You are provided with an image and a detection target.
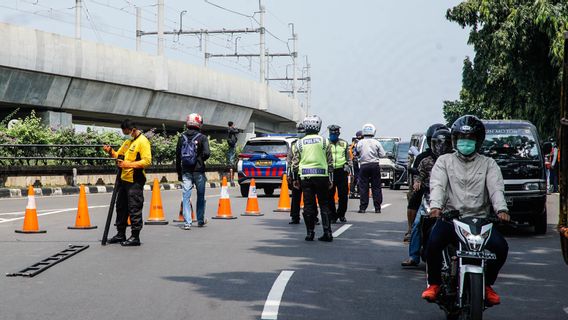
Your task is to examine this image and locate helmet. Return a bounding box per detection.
[186,113,203,129]
[426,123,448,148]
[296,122,305,133]
[430,128,453,157]
[355,130,363,139]
[303,115,322,133]
[450,115,485,156]
[327,124,341,134]
[362,123,376,137]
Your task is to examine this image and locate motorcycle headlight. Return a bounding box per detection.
[462,229,491,252]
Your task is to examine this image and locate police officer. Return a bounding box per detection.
[291,115,334,242]
[287,122,306,224]
[355,123,385,213]
[103,119,152,246]
[349,130,363,198]
[327,125,350,223]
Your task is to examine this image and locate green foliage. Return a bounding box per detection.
[444,0,568,139]
[209,138,229,165]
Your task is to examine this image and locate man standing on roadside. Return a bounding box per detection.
[227,121,239,165]
[103,119,152,246]
[176,113,211,230]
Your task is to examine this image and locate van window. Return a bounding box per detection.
[243,141,288,154]
[481,128,540,160]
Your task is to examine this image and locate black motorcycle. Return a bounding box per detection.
[430,210,503,320]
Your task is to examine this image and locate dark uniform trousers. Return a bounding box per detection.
[290,186,302,222]
[301,177,332,234]
[358,163,383,211]
[329,169,349,220]
[116,181,144,233]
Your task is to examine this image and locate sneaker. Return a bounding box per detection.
[485,286,501,305]
[421,285,441,302]
[183,224,191,230]
[198,219,208,227]
[401,258,419,267]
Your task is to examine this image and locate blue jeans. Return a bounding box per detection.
[408,203,426,263]
[182,172,207,225]
[227,147,236,165]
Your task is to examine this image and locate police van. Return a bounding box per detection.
[237,135,296,197]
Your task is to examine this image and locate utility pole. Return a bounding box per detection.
[135,7,141,51]
[157,0,165,56]
[305,56,311,115]
[75,0,82,39]
[204,33,209,67]
[259,0,266,83]
[289,23,298,99]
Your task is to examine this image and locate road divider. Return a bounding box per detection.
[261,270,294,320]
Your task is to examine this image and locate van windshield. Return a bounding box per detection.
[377,139,397,155]
[480,128,540,160]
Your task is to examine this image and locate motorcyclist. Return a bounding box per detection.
[349,131,363,198]
[421,115,510,306]
[291,115,334,242]
[401,128,453,267]
[327,125,350,223]
[404,123,447,242]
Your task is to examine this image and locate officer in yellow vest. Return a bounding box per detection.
[103,119,152,246]
[327,125,350,223]
[291,115,334,242]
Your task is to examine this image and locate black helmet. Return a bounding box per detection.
[431,128,453,157]
[426,123,448,147]
[296,122,305,133]
[355,130,363,139]
[450,115,485,155]
[328,124,341,134]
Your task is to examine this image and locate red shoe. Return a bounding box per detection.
[421,285,441,302]
[485,286,501,305]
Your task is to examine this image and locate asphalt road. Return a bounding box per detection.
[0,187,565,320]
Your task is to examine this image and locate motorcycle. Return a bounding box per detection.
[428,210,504,320]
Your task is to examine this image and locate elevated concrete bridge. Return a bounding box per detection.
[0,23,304,134]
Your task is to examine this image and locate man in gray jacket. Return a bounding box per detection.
[422,115,510,306]
[354,123,386,213]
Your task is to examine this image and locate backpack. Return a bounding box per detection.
[181,133,202,168]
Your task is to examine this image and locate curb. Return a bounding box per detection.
[0,182,238,199]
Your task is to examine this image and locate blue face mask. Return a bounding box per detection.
[456,139,476,156]
[329,133,339,143]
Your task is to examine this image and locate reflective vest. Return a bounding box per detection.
[330,139,348,169]
[298,134,328,178]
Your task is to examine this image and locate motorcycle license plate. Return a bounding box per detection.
[456,250,496,260]
[381,172,390,179]
[255,160,272,167]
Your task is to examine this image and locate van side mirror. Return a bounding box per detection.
[542,142,552,155]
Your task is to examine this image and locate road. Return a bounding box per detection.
[0,187,565,320]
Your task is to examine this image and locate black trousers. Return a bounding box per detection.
[329,169,349,220]
[358,163,383,211]
[290,186,302,221]
[350,162,360,194]
[426,219,509,285]
[116,181,144,233]
[301,177,332,234]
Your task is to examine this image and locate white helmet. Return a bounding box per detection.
[303,115,322,133]
[362,123,376,137]
[186,113,203,129]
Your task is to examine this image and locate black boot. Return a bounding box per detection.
[305,230,315,241]
[107,232,126,244]
[121,230,141,246]
[318,232,333,242]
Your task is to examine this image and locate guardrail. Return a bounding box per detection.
[0,144,115,165]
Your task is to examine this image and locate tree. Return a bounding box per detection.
[444,0,568,139]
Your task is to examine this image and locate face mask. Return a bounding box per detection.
[456,139,476,156]
[329,133,339,143]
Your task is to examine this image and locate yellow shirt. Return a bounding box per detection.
[113,134,152,183]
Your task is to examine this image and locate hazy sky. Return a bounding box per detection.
[0,0,473,140]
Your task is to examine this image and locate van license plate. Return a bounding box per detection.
[256,160,272,167]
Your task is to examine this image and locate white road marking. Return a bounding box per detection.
[381,204,391,209]
[261,270,294,320]
[0,205,108,224]
[332,224,352,238]
[564,307,568,314]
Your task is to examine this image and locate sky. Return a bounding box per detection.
[0,0,473,140]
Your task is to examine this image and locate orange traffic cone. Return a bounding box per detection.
[300,193,304,208]
[68,185,97,230]
[145,178,169,225]
[174,200,196,222]
[274,174,291,212]
[242,179,263,216]
[334,189,339,204]
[15,186,46,234]
[213,177,237,219]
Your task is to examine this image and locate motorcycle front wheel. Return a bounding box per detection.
[461,273,484,320]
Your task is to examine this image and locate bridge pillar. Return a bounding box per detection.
[39,111,73,130]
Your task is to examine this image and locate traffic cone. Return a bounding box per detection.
[242,179,263,216]
[145,178,169,225]
[334,189,339,204]
[174,200,196,222]
[274,174,291,212]
[300,193,304,208]
[15,185,46,234]
[68,185,97,229]
[213,177,237,219]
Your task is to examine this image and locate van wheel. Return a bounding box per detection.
[534,210,548,235]
[240,184,249,198]
[393,184,401,190]
[264,187,275,197]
